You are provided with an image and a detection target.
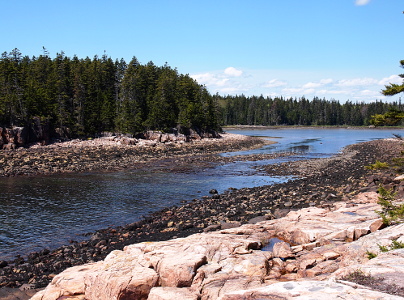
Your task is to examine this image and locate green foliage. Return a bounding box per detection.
[381,59,404,96]
[378,239,404,252]
[366,250,377,259]
[0,49,221,137]
[378,244,389,252]
[389,151,404,173]
[391,239,404,250]
[370,109,404,126]
[365,160,390,170]
[376,185,404,225]
[218,95,403,126]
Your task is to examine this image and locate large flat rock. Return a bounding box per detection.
[31,192,404,300]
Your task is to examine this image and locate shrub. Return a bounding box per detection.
[366,250,377,259]
[379,239,404,252]
[376,185,404,225]
[365,160,389,170]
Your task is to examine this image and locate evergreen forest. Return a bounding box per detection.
[1,48,403,139]
[0,49,219,137]
[217,95,403,126]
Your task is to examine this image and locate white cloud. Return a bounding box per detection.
[218,86,247,94]
[282,87,304,94]
[336,77,378,87]
[190,68,251,95]
[302,78,333,89]
[191,72,229,87]
[191,72,214,83]
[378,74,403,86]
[317,89,347,95]
[282,87,316,95]
[355,0,371,6]
[215,79,229,86]
[263,79,287,88]
[303,82,322,88]
[224,67,243,77]
[360,89,378,96]
[191,68,400,102]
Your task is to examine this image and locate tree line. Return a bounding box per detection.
[0,48,220,137]
[217,95,404,126]
[1,48,403,139]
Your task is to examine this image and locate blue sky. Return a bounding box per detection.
[1,0,403,102]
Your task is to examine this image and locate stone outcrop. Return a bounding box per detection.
[0,120,221,150]
[0,117,53,149]
[31,191,404,299]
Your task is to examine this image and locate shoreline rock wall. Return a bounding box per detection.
[0,118,221,150]
[31,192,404,300]
[0,118,51,150]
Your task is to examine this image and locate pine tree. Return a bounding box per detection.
[382,60,404,96]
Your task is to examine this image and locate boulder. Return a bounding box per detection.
[2,143,16,150]
[12,126,26,147]
[2,127,12,144]
[31,260,159,300]
[145,131,162,142]
[27,117,51,145]
[272,241,293,258]
[154,253,207,287]
[188,129,201,140]
[84,265,158,300]
[54,127,71,141]
[0,127,4,149]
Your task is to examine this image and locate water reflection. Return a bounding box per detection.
[288,145,311,153]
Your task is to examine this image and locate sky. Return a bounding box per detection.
[1,0,403,103]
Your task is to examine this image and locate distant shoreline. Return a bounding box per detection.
[223,124,404,130]
[0,133,268,177]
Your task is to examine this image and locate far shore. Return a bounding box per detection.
[0,132,275,177]
[222,124,404,130]
[2,125,403,177]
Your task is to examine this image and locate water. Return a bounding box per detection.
[0,127,403,260]
[223,127,403,158]
[0,161,290,260]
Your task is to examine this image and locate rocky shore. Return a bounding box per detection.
[0,135,403,299]
[0,132,270,177]
[31,191,404,299]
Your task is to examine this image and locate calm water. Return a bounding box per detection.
[223,127,403,157]
[0,127,403,260]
